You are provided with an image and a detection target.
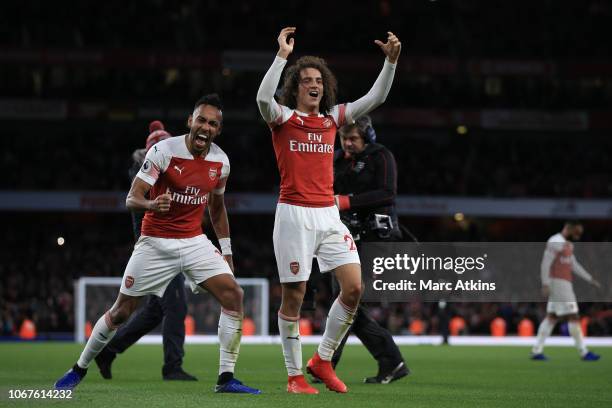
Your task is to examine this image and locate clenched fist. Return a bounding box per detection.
[150,193,172,213]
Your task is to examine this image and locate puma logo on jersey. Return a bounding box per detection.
[174,165,185,175]
[295,116,304,126]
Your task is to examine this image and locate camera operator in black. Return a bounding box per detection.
[331,115,408,383]
[94,121,196,381]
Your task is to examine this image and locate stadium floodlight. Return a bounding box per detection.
[75,277,269,343]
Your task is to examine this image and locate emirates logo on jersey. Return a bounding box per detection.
[209,168,218,180]
[125,276,135,289]
[171,186,208,205]
[289,261,300,275]
[322,118,332,128]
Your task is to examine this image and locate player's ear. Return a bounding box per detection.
[187,115,193,128]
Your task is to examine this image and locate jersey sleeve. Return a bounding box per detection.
[540,247,554,286]
[571,256,593,283]
[540,236,564,286]
[256,56,289,127]
[344,59,397,124]
[135,143,170,186]
[212,153,230,195]
[330,104,348,127]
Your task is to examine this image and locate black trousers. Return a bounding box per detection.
[106,273,187,376]
[330,273,404,371]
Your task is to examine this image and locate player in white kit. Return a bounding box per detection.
[257,27,401,393]
[532,221,601,361]
[55,94,261,394]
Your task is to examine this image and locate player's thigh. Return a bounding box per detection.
[316,216,360,274]
[181,235,234,292]
[199,273,242,304]
[273,204,316,283]
[120,236,182,298]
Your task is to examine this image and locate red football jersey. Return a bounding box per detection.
[270,105,347,207]
[549,236,574,282]
[136,135,230,238]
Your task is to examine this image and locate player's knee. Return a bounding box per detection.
[233,285,244,304]
[109,305,133,326]
[284,292,304,309]
[343,282,363,303]
[221,284,243,310]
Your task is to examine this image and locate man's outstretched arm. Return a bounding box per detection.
[256,27,295,124]
[345,31,402,122]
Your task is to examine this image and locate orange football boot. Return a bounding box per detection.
[287,374,319,394]
[306,352,347,393]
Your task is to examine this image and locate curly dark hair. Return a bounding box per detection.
[279,56,338,114]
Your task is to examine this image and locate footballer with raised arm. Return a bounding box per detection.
[256,27,401,394]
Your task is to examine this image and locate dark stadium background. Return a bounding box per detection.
[2,0,612,340]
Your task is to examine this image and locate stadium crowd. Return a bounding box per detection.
[2,214,612,338]
[3,0,611,57]
[3,125,612,198]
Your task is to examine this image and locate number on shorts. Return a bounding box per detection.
[344,234,356,251]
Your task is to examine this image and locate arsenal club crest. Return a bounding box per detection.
[289,261,300,275]
[322,118,332,128]
[209,168,218,180]
[125,276,135,288]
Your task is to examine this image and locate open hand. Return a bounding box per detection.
[375,31,401,64]
[277,27,296,59]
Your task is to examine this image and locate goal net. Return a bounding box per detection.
[74,277,269,343]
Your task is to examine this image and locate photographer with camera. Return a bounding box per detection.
[330,115,408,384]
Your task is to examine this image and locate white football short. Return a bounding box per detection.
[546,278,579,316]
[273,203,360,283]
[120,234,233,297]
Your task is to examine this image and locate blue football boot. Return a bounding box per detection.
[582,351,601,361]
[530,353,548,361]
[55,366,87,390]
[214,378,261,394]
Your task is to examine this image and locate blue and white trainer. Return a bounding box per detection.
[214,378,261,394]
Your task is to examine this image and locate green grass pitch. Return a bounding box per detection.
[0,343,610,407]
